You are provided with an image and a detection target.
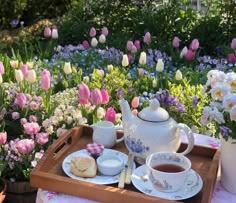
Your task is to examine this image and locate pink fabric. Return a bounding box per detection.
[36,133,236,203]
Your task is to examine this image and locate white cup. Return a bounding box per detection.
[146,152,191,193]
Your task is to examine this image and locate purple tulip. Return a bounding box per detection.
[231,38,236,50]
[15,93,27,107]
[89,27,96,37]
[126,41,133,51]
[228,53,236,63]
[134,40,141,50]
[101,89,109,104]
[128,54,135,63]
[101,27,109,36]
[82,40,90,49]
[0,62,5,74]
[185,49,195,60]
[189,39,199,51]
[172,36,181,48]
[44,27,51,38]
[16,139,35,154]
[105,107,116,122]
[90,88,103,105]
[143,32,151,44]
[41,69,51,90]
[0,132,7,144]
[78,82,90,101]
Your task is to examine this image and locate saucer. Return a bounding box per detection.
[131,165,203,200]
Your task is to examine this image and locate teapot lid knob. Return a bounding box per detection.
[150,99,160,110]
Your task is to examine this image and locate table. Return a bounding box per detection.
[36,133,236,203]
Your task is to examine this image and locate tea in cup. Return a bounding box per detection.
[146,152,191,193]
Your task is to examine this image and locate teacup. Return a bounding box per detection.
[146,152,191,193]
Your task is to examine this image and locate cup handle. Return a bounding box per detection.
[175,123,194,155]
[115,126,124,143]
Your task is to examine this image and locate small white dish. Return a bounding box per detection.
[97,154,123,176]
[131,165,203,200]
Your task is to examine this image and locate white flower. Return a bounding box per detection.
[63,62,72,75]
[206,70,225,87]
[27,69,36,83]
[230,105,236,121]
[97,107,105,119]
[51,28,58,39]
[10,60,19,68]
[115,113,122,123]
[175,70,182,81]
[225,72,236,90]
[209,107,225,124]
[222,94,236,111]
[66,116,73,124]
[107,64,113,72]
[0,74,2,84]
[46,126,54,134]
[156,59,164,72]
[139,52,146,65]
[91,37,98,47]
[180,46,188,58]
[83,76,90,83]
[152,78,157,88]
[57,128,67,137]
[210,82,231,101]
[121,54,129,67]
[98,34,106,44]
[15,69,24,82]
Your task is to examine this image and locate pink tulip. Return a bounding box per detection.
[20,64,29,77]
[138,68,144,76]
[79,98,89,105]
[101,89,109,104]
[189,39,199,51]
[12,112,20,120]
[131,97,139,108]
[228,53,236,63]
[172,36,181,48]
[78,82,90,100]
[89,27,96,37]
[41,69,51,90]
[128,54,134,63]
[82,40,90,49]
[143,32,151,44]
[0,62,5,74]
[16,139,35,154]
[132,109,138,115]
[134,40,141,50]
[44,27,51,38]
[23,122,41,135]
[90,88,103,105]
[184,49,195,60]
[36,132,49,145]
[105,107,116,122]
[15,93,27,107]
[101,27,109,36]
[126,41,133,51]
[231,38,236,50]
[0,132,7,144]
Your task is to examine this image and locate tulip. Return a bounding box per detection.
[0,132,7,144]
[131,97,139,108]
[90,88,103,105]
[131,45,137,54]
[105,107,116,122]
[16,93,27,107]
[121,54,129,67]
[0,74,2,84]
[78,82,90,100]
[134,40,141,50]
[51,26,58,39]
[156,59,164,72]
[101,89,109,104]
[83,76,90,83]
[82,40,90,49]
[175,70,183,81]
[143,32,151,44]
[20,64,29,77]
[184,49,195,60]
[152,78,157,88]
[97,107,105,119]
[91,37,98,47]
[98,34,106,44]
[98,69,104,77]
[63,62,72,74]
[189,39,199,51]
[89,27,96,37]
[10,60,19,68]
[126,41,133,51]
[138,68,145,76]
[79,98,89,105]
[180,46,188,58]
[107,64,113,72]
[172,36,181,48]
[41,69,51,90]
[228,53,236,63]
[139,52,146,65]
[15,69,24,82]
[26,61,34,69]
[101,27,109,36]
[16,139,35,154]
[27,69,36,83]
[44,27,51,38]
[0,62,5,74]
[231,38,236,50]
[127,54,134,63]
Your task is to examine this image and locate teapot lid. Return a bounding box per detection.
[137,99,169,122]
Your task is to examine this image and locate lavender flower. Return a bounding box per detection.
[192,96,199,107]
[220,126,232,141]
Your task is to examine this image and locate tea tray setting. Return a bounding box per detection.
[30,126,220,203]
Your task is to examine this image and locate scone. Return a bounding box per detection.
[70,156,97,178]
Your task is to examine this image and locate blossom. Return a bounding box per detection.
[220,126,232,139]
[0,61,5,74]
[222,94,236,111]
[131,97,139,108]
[172,36,181,48]
[230,105,236,121]
[15,93,27,107]
[105,107,116,122]
[231,38,236,50]
[138,68,144,76]
[180,46,188,58]
[210,82,231,101]
[139,52,147,65]
[101,89,109,104]
[36,133,49,145]
[189,39,199,51]
[99,34,106,44]
[89,27,96,37]
[15,69,24,82]
[78,82,90,100]
[107,64,113,72]
[97,107,105,119]
[27,69,36,83]
[23,122,41,136]
[20,64,29,77]
[134,40,140,50]
[131,45,137,54]
[156,59,164,72]
[41,69,51,90]
[0,132,7,144]
[82,40,90,49]
[91,37,98,47]
[12,112,20,120]
[44,27,51,38]
[63,62,72,74]
[184,49,195,60]
[10,60,19,68]
[228,53,236,63]
[90,88,102,105]
[175,70,183,81]
[101,27,108,36]
[51,26,58,39]
[143,32,151,44]
[16,139,35,154]
[121,54,129,67]
[126,41,133,51]
[226,72,236,90]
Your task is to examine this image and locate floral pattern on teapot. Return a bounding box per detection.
[125,135,150,154]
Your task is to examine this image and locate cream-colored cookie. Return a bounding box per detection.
[70,156,97,178]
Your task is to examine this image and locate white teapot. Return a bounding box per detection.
[119,98,194,164]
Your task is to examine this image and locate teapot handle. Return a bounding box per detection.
[115,126,124,143]
[175,123,194,155]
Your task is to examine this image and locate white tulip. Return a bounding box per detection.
[152,78,157,88]
[98,34,106,44]
[91,37,98,47]
[15,69,24,82]
[26,61,34,69]
[107,64,113,72]
[27,69,36,83]
[175,70,183,81]
[51,28,58,39]
[0,74,2,84]
[139,51,146,65]
[121,54,129,67]
[180,46,188,58]
[97,107,105,119]
[156,59,164,72]
[63,62,72,75]
[10,60,19,68]
[83,76,90,83]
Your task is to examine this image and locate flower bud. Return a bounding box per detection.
[152,78,157,88]
[0,132,7,144]
[126,41,133,51]
[82,40,90,49]
[27,69,36,83]
[101,27,109,36]
[131,45,137,54]
[228,53,236,63]
[26,61,34,69]
[107,64,113,72]
[89,27,96,37]
[63,62,72,74]
[121,54,129,67]
[231,38,236,50]
[172,36,181,48]
[15,69,24,82]
[78,82,90,100]
[156,59,164,72]
[180,46,188,58]
[91,37,98,47]
[139,52,146,65]
[20,64,29,77]
[138,68,144,76]
[51,26,58,39]
[143,32,151,44]
[0,62,5,74]
[91,88,103,105]
[44,27,51,38]
[98,34,106,44]
[131,97,139,108]
[134,40,140,50]
[10,60,19,68]
[189,39,199,51]
[175,70,183,81]
[101,89,109,104]
[185,49,195,60]
[41,69,51,90]
[105,107,116,122]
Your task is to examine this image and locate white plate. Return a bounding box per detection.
[62,149,134,185]
[131,165,203,200]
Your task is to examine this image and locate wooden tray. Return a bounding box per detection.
[30,126,220,203]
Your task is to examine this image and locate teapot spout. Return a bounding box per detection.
[119,98,133,123]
